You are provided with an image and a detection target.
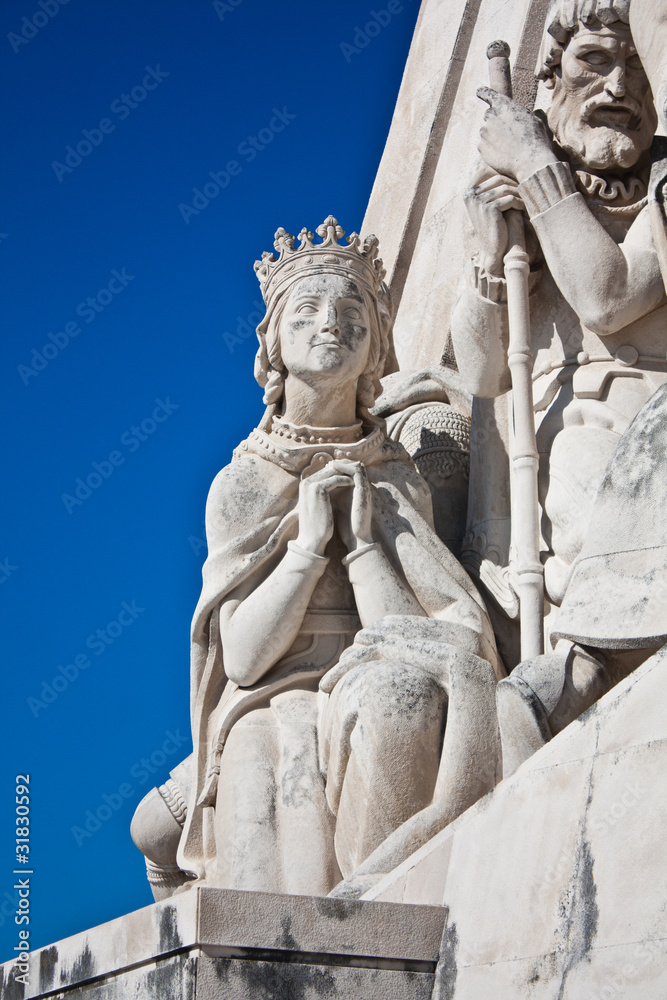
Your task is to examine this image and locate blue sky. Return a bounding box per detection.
[0,0,420,960]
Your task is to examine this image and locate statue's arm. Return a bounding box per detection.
[344,543,425,628]
[216,459,358,687]
[338,466,426,626]
[219,541,328,687]
[451,178,665,398]
[449,269,512,398]
[520,165,666,335]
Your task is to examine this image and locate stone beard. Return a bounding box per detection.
[546,22,656,172]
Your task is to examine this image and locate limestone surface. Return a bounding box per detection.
[364,646,667,1000]
[0,889,446,999]
[70,3,667,997]
[133,218,503,899]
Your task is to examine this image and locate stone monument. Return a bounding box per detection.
[131,216,503,900]
[450,0,667,773]
[3,1,666,997]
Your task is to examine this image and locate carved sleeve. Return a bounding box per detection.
[518,164,665,335]
[449,272,512,398]
[342,542,425,627]
[518,161,577,216]
[219,541,329,687]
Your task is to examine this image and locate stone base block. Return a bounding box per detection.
[0,888,447,999]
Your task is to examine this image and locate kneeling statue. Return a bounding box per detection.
[132,217,503,897]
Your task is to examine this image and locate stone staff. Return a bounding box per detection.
[485,41,544,658]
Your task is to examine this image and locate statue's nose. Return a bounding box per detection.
[321,304,340,335]
[605,63,626,99]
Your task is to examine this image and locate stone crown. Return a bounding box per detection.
[253,216,386,307]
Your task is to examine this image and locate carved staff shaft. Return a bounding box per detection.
[487,41,544,659]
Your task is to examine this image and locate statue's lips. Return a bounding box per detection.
[586,105,640,130]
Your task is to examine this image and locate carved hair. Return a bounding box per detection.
[536,0,631,83]
[253,277,393,431]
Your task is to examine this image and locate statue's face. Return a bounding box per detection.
[547,22,657,171]
[280,273,371,385]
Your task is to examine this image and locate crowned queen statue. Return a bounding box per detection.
[132,217,503,898]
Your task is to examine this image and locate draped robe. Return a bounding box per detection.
[551,148,667,652]
[177,422,502,892]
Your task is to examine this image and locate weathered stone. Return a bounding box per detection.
[22,4,667,998]
[0,890,446,999]
[362,648,667,998]
[132,217,502,900]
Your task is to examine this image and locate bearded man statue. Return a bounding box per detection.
[131,218,503,898]
[449,0,667,772]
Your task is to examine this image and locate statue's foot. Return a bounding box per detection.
[548,645,613,735]
[131,780,192,902]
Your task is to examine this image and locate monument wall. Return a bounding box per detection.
[362,0,552,368]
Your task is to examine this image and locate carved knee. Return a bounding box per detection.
[497,643,613,777]
[337,660,445,736]
[548,646,613,735]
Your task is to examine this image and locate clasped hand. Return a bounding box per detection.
[476,88,556,185]
[295,458,373,557]
[465,89,558,275]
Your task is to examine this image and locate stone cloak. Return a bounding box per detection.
[177,424,501,883]
[552,380,667,650]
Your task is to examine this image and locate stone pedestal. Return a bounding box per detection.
[7,649,666,999]
[0,890,447,999]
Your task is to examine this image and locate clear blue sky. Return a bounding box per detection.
[0,0,420,960]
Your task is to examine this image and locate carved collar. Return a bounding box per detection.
[552,143,650,213]
[233,423,405,474]
[574,169,648,216]
[574,169,647,203]
[271,415,363,445]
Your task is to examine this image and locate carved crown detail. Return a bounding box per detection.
[254,216,386,306]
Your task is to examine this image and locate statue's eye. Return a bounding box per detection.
[296,302,318,315]
[579,50,611,68]
[343,307,361,320]
[626,55,643,71]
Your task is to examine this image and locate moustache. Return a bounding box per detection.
[580,97,643,131]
